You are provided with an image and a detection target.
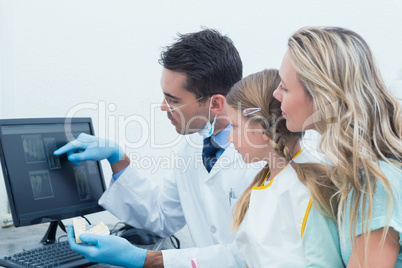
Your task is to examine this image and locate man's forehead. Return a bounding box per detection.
[160,68,193,97]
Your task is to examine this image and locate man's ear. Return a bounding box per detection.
[210,94,226,114]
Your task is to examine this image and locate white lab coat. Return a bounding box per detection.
[235,150,313,268]
[99,133,261,268]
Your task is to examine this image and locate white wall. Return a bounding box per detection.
[1,0,402,215]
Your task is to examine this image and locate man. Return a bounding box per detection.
[55,29,261,267]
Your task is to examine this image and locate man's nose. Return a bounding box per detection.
[160,98,169,112]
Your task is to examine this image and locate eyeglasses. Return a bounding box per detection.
[164,96,204,113]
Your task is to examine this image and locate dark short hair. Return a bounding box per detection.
[159,29,242,100]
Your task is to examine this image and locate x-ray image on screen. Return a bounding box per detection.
[86,161,99,175]
[74,166,91,200]
[22,134,46,163]
[44,138,61,169]
[29,170,54,200]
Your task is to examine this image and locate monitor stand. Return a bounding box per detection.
[41,220,66,244]
[23,220,66,251]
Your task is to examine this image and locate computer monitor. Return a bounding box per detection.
[0,118,106,243]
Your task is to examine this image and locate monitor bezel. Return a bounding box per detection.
[0,117,106,227]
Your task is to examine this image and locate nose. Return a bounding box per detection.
[160,98,169,112]
[228,127,233,143]
[273,86,282,102]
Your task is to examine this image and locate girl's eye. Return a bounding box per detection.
[280,84,288,92]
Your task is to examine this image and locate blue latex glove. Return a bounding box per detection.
[67,225,147,268]
[53,133,123,165]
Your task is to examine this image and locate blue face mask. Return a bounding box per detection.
[198,96,217,138]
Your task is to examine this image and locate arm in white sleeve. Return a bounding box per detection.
[162,241,247,268]
[99,166,186,237]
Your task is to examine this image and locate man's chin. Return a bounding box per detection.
[173,125,186,135]
[174,126,198,135]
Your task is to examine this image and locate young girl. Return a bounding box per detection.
[226,69,344,267]
[273,27,401,267]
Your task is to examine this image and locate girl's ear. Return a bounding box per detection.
[259,124,270,141]
[262,132,270,141]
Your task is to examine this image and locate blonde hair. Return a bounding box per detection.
[288,26,402,265]
[226,69,337,230]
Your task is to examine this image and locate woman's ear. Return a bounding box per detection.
[210,94,226,114]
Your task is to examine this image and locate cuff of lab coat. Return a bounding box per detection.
[112,166,128,180]
[161,249,189,268]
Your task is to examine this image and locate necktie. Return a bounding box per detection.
[202,137,221,173]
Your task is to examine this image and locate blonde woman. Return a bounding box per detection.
[226,69,344,267]
[273,27,402,267]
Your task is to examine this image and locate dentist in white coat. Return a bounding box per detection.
[55,29,261,268]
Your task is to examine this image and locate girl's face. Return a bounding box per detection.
[227,105,270,163]
[273,50,315,132]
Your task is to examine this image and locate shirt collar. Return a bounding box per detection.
[210,124,231,149]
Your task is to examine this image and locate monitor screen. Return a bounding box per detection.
[0,118,106,227]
